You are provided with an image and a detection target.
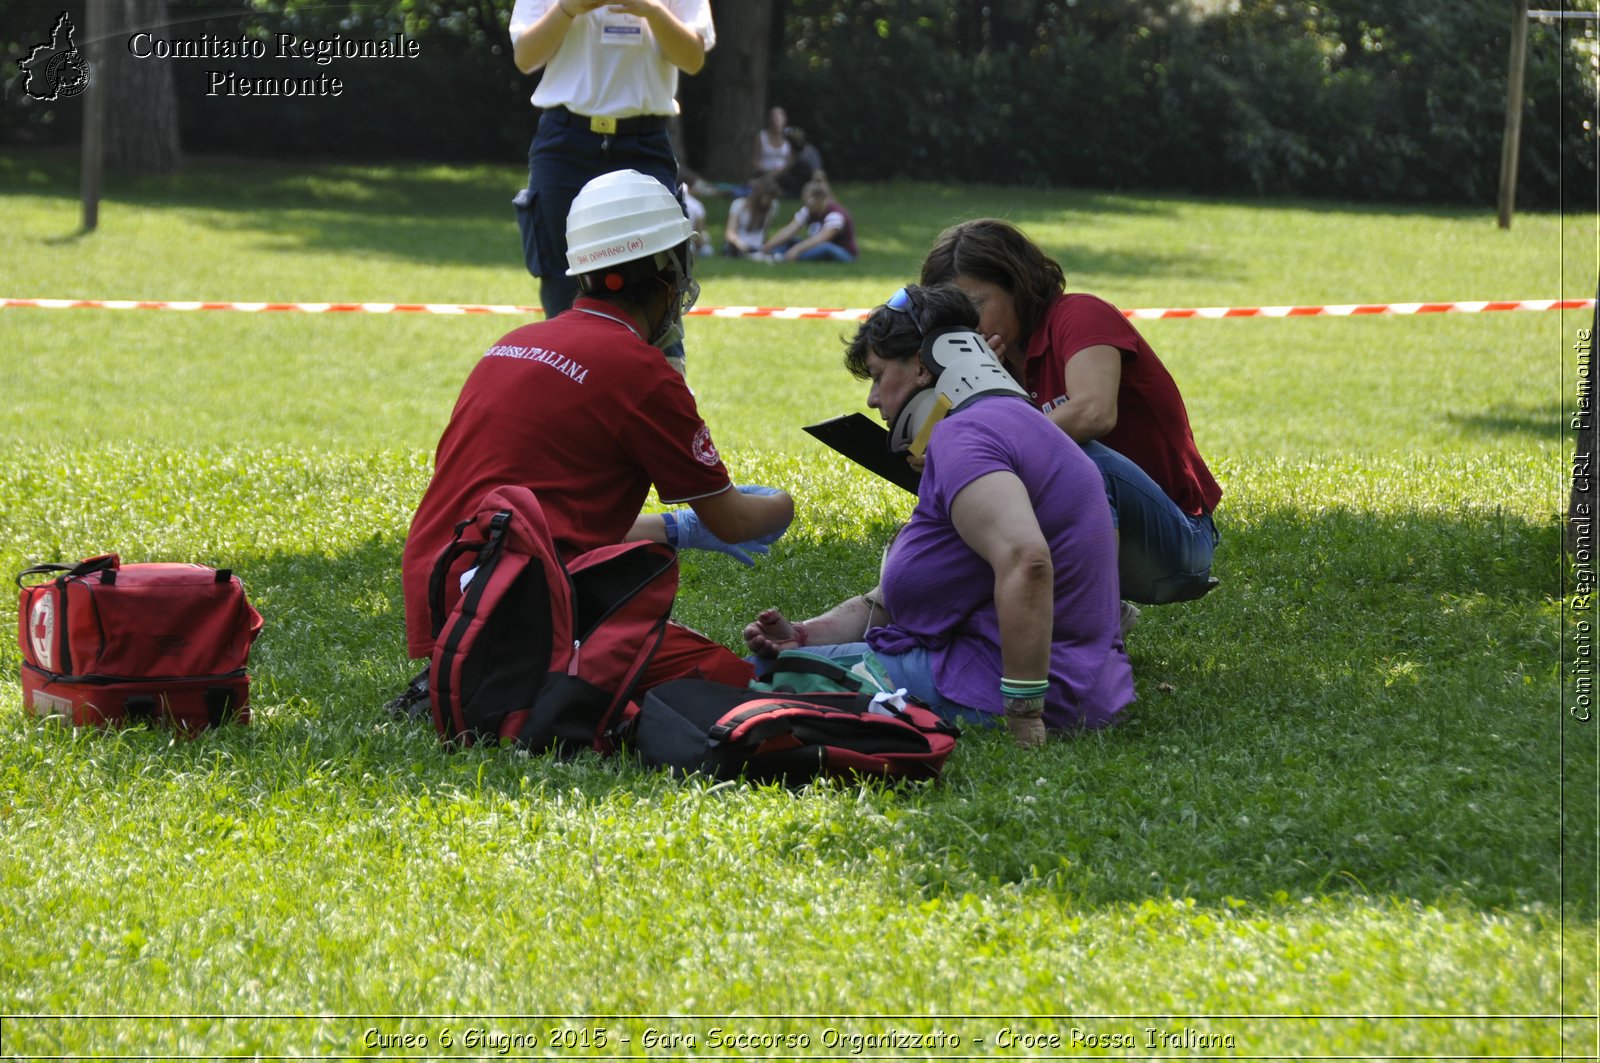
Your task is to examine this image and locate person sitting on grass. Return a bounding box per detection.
[722,178,779,259]
[742,283,1133,746]
[750,105,792,184]
[761,176,857,264]
[390,169,794,717]
[921,218,1221,609]
[773,125,824,199]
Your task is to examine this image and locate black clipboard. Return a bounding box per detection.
[803,413,921,494]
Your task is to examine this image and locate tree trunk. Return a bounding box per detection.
[106,0,182,174]
[80,0,108,230]
[702,0,775,182]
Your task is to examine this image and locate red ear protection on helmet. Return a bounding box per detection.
[604,272,625,291]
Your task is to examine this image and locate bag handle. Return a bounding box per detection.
[14,554,119,588]
[15,564,74,588]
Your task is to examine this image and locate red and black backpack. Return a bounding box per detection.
[631,678,960,785]
[427,484,677,753]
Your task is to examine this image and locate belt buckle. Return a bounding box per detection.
[589,115,617,135]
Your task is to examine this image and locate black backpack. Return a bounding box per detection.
[630,676,960,785]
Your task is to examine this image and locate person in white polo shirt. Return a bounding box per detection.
[509,0,713,372]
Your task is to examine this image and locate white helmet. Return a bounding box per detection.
[565,169,694,277]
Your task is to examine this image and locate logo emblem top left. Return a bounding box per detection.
[20,12,91,102]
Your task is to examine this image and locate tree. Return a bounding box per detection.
[106,0,182,173]
[701,0,776,181]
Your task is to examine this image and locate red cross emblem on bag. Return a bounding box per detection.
[28,595,54,671]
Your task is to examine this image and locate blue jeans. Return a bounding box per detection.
[775,641,996,728]
[776,241,856,264]
[1080,439,1219,605]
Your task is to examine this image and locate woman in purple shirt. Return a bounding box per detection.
[744,283,1134,745]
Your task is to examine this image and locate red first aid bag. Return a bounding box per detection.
[16,554,263,733]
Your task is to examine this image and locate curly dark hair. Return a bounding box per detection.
[843,282,980,380]
[919,219,1065,349]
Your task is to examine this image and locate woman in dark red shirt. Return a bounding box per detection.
[922,218,1220,605]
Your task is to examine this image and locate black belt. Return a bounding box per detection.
[544,106,669,136]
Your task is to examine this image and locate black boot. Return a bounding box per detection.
[383,668,430,721]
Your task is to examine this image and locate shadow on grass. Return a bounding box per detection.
[1448,404,1567,440]
[885,501,1574,913]
[4,150,522,267]
[40,227,95,247]
[6,149,1225,283]
[33,501,1584,917]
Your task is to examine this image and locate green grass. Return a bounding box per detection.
[0,149,1594,1057]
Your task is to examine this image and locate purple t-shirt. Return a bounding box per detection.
[867,396,1134,729]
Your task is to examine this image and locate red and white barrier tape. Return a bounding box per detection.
[1125,298,1596,320]
[2,296,1594,320]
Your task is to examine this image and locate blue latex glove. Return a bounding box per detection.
[730,485,792,545]
[664,485,792,566]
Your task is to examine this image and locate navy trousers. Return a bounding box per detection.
[514,111,680,319]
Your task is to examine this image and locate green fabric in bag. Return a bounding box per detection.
[748,648,899,697]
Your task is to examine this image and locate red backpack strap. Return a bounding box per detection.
[426,514,502,641]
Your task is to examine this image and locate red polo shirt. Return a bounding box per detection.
[402,300,731,658]
[1023,293,1221,517]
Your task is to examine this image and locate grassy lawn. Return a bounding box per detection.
[0,148,1594,1058]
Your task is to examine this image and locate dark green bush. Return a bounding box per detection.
[770,0,1596,207]
[3,0,1591,206]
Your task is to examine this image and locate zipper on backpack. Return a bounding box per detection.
[566,639,581,675]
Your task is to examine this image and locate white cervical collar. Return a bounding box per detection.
[888,329,1029,455]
